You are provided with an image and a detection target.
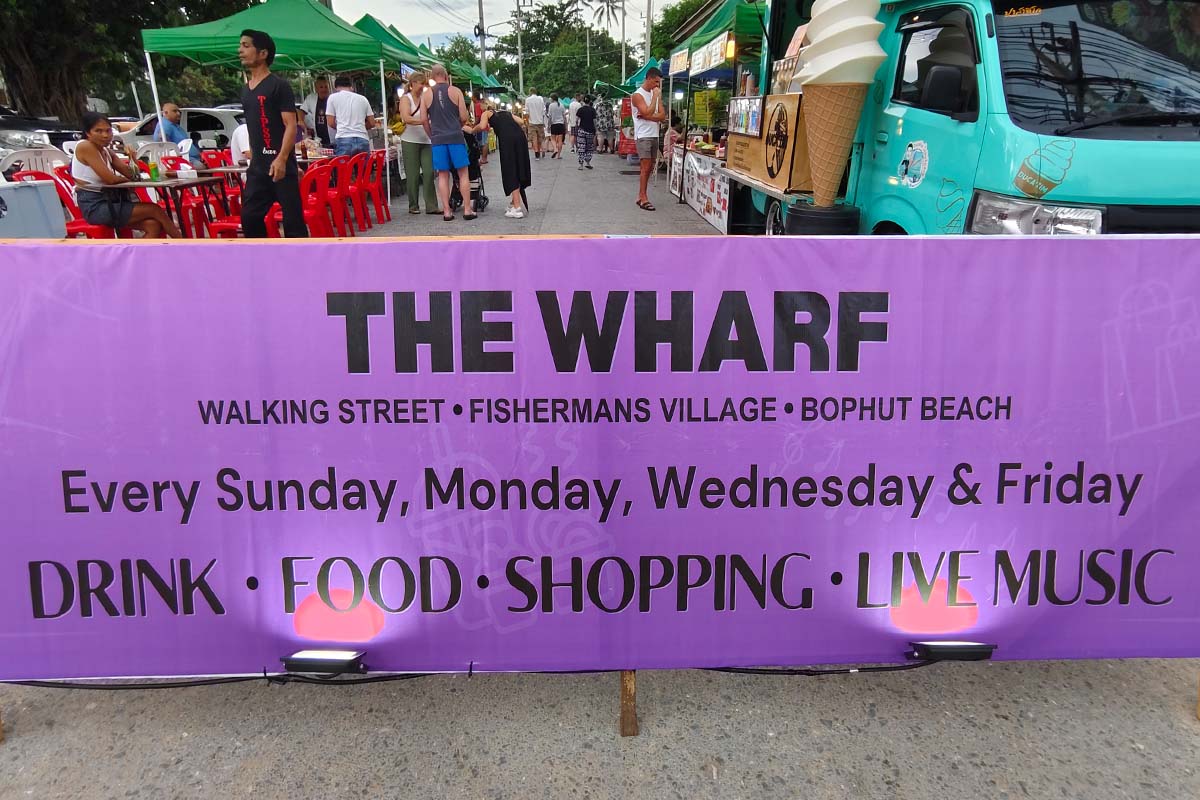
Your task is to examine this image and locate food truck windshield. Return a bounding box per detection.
[993,0,1200,139]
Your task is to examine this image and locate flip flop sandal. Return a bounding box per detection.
[409,208,421,215]
[637,201,656,211]
[443,215,455,222]
[462,214,478,221]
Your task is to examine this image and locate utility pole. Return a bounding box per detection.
[476,0,488,74]
[587,27,591,82]
[621,2,627,82]
[645,0,653,66]
[517,0,533,95]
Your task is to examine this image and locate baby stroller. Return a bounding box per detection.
[449,130,489,212]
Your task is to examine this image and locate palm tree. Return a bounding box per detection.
[591,0,624,29]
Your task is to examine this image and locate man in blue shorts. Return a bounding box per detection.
[420,63,475,221]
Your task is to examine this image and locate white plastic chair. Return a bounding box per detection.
[0,147,69,174]
[135,141,182,162]
[60,139,81,159]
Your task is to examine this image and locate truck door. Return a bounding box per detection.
[861,5,989,233]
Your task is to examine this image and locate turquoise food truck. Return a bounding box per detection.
[725,0,1200,234]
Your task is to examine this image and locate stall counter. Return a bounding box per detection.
[673,144,729,234]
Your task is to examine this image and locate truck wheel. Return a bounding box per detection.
[765,200,786,236]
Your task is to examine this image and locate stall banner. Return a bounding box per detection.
[682,151,730,232]
[670,146,684,197]
[1,236,1199,680]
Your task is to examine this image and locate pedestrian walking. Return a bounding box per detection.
[469,103,531,218]
[524,88,547,159]
[548,94,566,158]
[576,95,596,170]
[595,93,615,153]
[473,92,489,165]
[420,63,475,221]
[631,66,667,211]
[237,29,307,237]
[398,71,440,215]
[326,76,375,157]
[568,94,582,152]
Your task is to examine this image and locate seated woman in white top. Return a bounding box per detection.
[71,112,181,238]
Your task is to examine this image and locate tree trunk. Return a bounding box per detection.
[0,37,89,120]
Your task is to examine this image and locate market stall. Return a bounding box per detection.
[663,0,766,232]
[142,0,409,201]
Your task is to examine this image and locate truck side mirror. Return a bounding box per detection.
[920,65,965,114]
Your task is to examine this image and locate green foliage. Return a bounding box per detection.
[435,34,482,71]
[491,0,635,95]
[649,0,712,61]
[0,0,252,120]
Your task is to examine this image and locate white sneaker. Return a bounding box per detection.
[505,207,525,219]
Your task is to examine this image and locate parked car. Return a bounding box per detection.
[116,107,245,151]
[0,104,82,160]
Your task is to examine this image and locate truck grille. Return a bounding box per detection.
[46,131,81,149]
[1105,205,1200,234]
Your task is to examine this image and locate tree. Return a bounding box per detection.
[491,0,635,94]
[590,0,626,31]
[0,0,252,120]
[649,0,711,61]
[435,34,482,71]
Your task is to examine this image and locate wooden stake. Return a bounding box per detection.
[620,669,639,737]
[1196,673,1200,721]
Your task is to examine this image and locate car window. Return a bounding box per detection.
[185,112,223,133]
[893,8,980,114]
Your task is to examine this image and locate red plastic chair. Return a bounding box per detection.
[324,156,355,237]
[360,150,392,226]
[200,151,228,168]
[12,169,116,239]
[265,164,336,238]
[345,151,373,231]
[160,155,193,171]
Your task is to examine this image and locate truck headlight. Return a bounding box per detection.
[0,129,52,159]
[970,191,1104,235]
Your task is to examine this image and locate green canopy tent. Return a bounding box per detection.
[354,15,425,70]
[386,26,436,69]
[681,0,767,60]
[142,0,407,203]
[621,58,661,92]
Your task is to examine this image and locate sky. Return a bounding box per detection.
[328,0,653,56]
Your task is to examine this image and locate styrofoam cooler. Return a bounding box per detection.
[0,180,67,238]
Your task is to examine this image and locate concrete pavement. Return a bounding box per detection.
[2,657,1198,798]
[367,146,717,237]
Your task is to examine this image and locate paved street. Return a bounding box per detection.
[2,657,1198,798]
[365,146,718,237]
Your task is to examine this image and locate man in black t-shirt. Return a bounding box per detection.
[237,29,307,238]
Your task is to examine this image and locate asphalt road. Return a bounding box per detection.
[2,657,1198,799]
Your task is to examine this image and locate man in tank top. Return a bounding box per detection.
[420,63,475,221]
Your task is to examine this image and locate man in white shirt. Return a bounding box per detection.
[229,122,251,164]
[325,76,376,157]
[568,94,582,152]
[300,77,332,147]
[631,67,667,211]
[524,88,547,159]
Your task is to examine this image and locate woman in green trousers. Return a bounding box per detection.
[398,72,439,215]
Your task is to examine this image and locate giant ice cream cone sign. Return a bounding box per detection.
[795,0,887,207]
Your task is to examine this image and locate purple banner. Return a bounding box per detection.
[1,237,1198,680]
